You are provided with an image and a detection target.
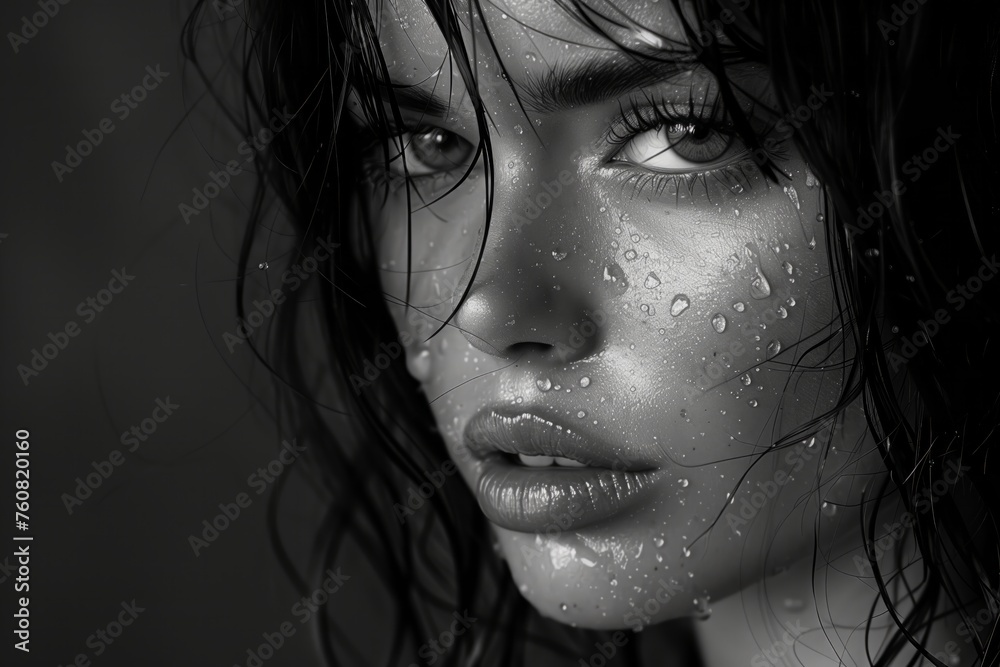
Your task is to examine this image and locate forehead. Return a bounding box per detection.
[370,0,697,89]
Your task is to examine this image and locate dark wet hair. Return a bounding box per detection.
[182,0,1000,665]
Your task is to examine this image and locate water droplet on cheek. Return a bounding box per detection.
[670,295,691,316]
[406,349,432,382]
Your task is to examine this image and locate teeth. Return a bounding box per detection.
[553,456,587,468]
[518,454,554,467]
[516,454,587,467]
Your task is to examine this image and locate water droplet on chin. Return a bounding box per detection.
[670,294,691,317]
[536,377,552,392]
[644,272,661,289]
[711,313,727,333]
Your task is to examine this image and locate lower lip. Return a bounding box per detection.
[474,455,664,533]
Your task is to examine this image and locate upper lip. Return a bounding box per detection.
[463,409,659,471]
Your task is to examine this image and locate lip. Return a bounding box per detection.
[463,409,665,532]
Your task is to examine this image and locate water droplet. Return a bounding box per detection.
[624,249,638,261]
[579,377,591,388]
[734,208,740,217]
[679,408,687,419]
[748,399,758,408]
[740,373,752,385]
[781,261,794,275]
[816,213,825,223]
[786,297,796,307]
[750,267,772,299]
[524,52,538,62]
[679,478,689,488]
[406,349,432,382]
[514,124,523,135]
[732,301,746,313]
[711,313,727,333]
[776,306,788,319]
[865,248,880,257]
[655,553,664,563]
[806,436,817,448]
[507,161,515,169]
[670,295,691,317]
[609,574,618,586]
[258,261,269,270]
[766,339,782,357]
[577,410,587,419]
[552,249,568,261]
[821,501,838,517]
[682,547,692,558]
[807,237,817,250]
[805,166,819,188]
[653,536,665,547]
[891,325,900,334]
[783,184,800,210]
[640,303,656,315]
[536,377,552,392]
[644,272,661,289]
[560,603,568,612]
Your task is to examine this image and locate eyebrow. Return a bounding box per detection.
[380,54,699,117]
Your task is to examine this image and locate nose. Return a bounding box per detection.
[452,149,606,364]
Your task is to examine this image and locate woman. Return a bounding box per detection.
[184,0,999,664]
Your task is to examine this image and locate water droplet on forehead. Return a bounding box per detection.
[711,313,727,333]
[670,294,691,317]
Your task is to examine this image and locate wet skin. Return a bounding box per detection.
[356,0,897,647]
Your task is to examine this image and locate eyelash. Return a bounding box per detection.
[361,95,786,199]
[604,93,784,199]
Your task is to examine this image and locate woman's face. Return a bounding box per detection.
[361,0,882,630]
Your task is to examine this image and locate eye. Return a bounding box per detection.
[611,121,745,172]
[390,127,474,176]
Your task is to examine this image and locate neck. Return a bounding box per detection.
[690,536,973,666]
